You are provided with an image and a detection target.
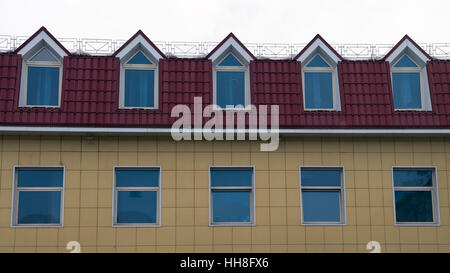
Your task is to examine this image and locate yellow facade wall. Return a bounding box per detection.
[0,135,450,253]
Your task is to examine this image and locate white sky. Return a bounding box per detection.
[1,0,449,44]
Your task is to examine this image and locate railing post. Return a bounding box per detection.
[11,36,16,51]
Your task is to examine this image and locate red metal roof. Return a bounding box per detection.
[2,29,450,129]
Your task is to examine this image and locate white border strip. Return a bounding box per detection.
[208,36,253,64]
[115,34,164,61]
[2,126,450,136]
[385,39,430,64]
[296,39,341,64]
[17,31,68,58]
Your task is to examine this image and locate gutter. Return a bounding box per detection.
[1,126,450,136]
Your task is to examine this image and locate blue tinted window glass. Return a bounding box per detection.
[17,191,61,224]
[212,191,251,222]
[218,54,243,66]
[306,55,330,67]
[304,72,333,109]
[124,69,155,107]
[117,191,157,223]
[301,169,341,187]
[393,170,433,187]
[31,48,57,62]
[127,51,152,65]
[27,66,59,106]
[394,56,417,67]
[216,71,245,108]
[302,191,340,222]
[17,169,63,187]
[211,169,252,187]
[395,191,433,222]
[115,169,159,187]
[392,72,421,109]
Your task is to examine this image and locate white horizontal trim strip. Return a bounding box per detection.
[2,126,450,136]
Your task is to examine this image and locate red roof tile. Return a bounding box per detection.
[3,30,450,129]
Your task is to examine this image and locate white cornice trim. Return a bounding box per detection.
[385,39,430,65]
[115,34,164,61]
[17,31,68,59]
[1,126,450,136]
[296,39,341,64]
[208,36,253,64]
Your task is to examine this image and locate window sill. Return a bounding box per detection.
[19,105,61,108]
[393,108,432,112]
[11,224,64,228]
[394,222,440,227]
[112,223,161,228]
[119,107,158,110]
[209,222,255,227]
[301,222,346,226]
[212,106,253,111]
[303,108,340,112]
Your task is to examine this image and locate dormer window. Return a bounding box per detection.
[113,31,165,110]
[214,53,249,108]
[207,33,255,109]
[16,28,68,108]
[23,47,62,106]
[391,55,427,110]
[385,35,432,111]
[296,35,342,111]
[121,51,157,108]
[303,54,335,110]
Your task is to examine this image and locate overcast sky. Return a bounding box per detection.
[1,0,449,45]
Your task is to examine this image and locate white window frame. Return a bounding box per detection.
[209,166,256,226]
[119,50,159,109]
[112,166,161,227]
[299,166,346,226]
[391,166,440,226]
[390,54,429,111]
[20,47,63,108]
[212,52,251,111]
[11,165,65,228]
[302,54,340,111]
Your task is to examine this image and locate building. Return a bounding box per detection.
[0,27,450,253]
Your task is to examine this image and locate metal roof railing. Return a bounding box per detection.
[1,35,450,60]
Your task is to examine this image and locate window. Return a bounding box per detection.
[114,31,164,109]
[302,54,337,110]
[209,166,255,225]
[295,35,342,111]
[300,167,346,225]
[22,47,62,107]
[11,166,65,227]
[120,51,158,108]
[214,53,249,108]
[391,55,426,110]
[392,167,439,225]
[113,167,161,226]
